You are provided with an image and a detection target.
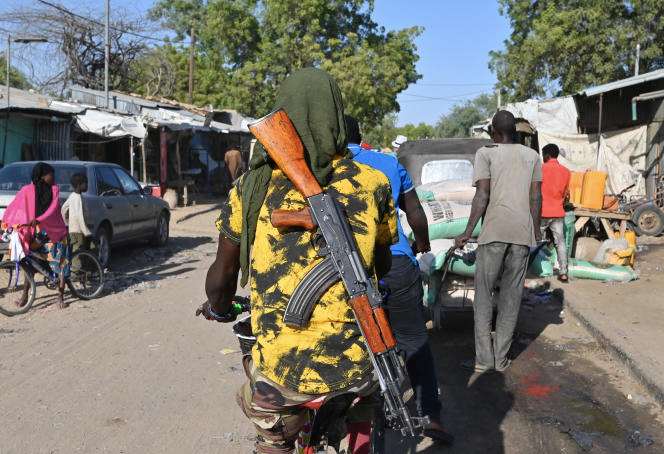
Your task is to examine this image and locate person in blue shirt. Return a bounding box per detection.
[346,115,453,444]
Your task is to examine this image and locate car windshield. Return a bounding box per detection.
[0,164,85,192]
[420,159,474,185]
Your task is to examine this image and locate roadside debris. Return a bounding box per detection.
[626,394,652,406]
[628,430,654,447]
[537,417,599,451]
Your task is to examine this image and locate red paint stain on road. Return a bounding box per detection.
[525,384,560,400]
[522,373,560,400]
[522,373,542,385]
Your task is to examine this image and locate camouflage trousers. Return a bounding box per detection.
[236,356,377,454]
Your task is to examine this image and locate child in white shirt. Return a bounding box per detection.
[62,173,92,253]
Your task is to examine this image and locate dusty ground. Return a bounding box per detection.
[1,203,663,453]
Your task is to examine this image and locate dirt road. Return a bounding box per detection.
[0,205,256,453]
[1,205,662,453]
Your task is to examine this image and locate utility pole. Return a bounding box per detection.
[105,0,110,108]
[4,35,10,168]
[188,25,195,105]
[3,35,47,166]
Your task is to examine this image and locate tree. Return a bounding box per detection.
[129,46,178,98]
[3,5,148,94]
[397,122,433,141]
[490,0,664,101]
[0,56,33,90]
[143,0,421,126]
[362,113,398,149]
[432,93,497,138]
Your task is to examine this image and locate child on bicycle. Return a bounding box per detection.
[62,173,93,254]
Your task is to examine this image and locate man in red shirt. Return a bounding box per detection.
[541,143,571,282]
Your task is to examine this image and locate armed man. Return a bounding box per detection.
[197,68,401,453]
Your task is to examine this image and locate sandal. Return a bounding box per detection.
[460,358,495,374]
[424,422,454,445]
[15,299,27,308]
[558,274,569,283]
[56,298,67,309]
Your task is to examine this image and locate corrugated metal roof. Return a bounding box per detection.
[69,86,252,133]
[0,86,85,114]
[577,69,664,97]
[69,86,174,112]
[632,89,664,102]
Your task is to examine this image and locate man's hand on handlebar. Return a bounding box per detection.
[413,240,430,254]
[454,234,470,250]
[195,300,237,323]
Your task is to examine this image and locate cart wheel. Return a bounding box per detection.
[632,205,664,236]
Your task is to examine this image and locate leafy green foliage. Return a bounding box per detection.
[432,93,497,138]
[491,0,664,101]
[0,56,32,90]
[137,0,421,127]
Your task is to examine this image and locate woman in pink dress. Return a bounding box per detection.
[2,162,70,308]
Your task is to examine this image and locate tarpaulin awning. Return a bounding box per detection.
[75,110,146,138]
[503,96,579,135]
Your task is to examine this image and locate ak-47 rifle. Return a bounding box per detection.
[249,108,428,436]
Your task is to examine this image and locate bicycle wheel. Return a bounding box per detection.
[0,260,36,316]
[67,250,104,300]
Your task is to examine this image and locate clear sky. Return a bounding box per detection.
[2,0,511,127]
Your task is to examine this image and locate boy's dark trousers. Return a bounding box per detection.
[69,232,91,253]
[69,233,93,269]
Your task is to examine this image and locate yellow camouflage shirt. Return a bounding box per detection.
[216,157,398,394]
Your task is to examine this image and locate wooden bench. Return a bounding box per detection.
[573,207,631,239]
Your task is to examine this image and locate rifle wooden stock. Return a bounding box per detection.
[271,207,316,230]
[248,109,323,198]
[373,307,396,349]
[349,295,387,354]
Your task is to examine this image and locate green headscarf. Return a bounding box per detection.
[239,68,349,286]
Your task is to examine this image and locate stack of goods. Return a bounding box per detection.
[417,239,477,305]
[401,200,481,241]
[415,179,475,202]
[567,234,637,281]
[406,180,481,306]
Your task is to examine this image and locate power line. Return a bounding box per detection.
[417,83,495,87]
[400,88,495,102]
[34,0,188,44]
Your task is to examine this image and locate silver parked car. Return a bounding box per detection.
[0,161,170,267]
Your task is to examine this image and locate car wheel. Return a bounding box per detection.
[95,226,111,268]
[632,205,664,236]
[150,212,169,247]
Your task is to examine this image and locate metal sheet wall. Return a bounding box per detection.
[34,120,71,160]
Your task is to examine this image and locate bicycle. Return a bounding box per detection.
[229,297,408,454]
[0,227,104,316]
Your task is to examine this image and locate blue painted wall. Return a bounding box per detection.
[0,115,34,164]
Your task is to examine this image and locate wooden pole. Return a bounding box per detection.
[176,133,182,180]
[656,143,661,182]
[129,137,134,178]
[596,93,604,168]
[141,138,147,183]
[188,26,195,105]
